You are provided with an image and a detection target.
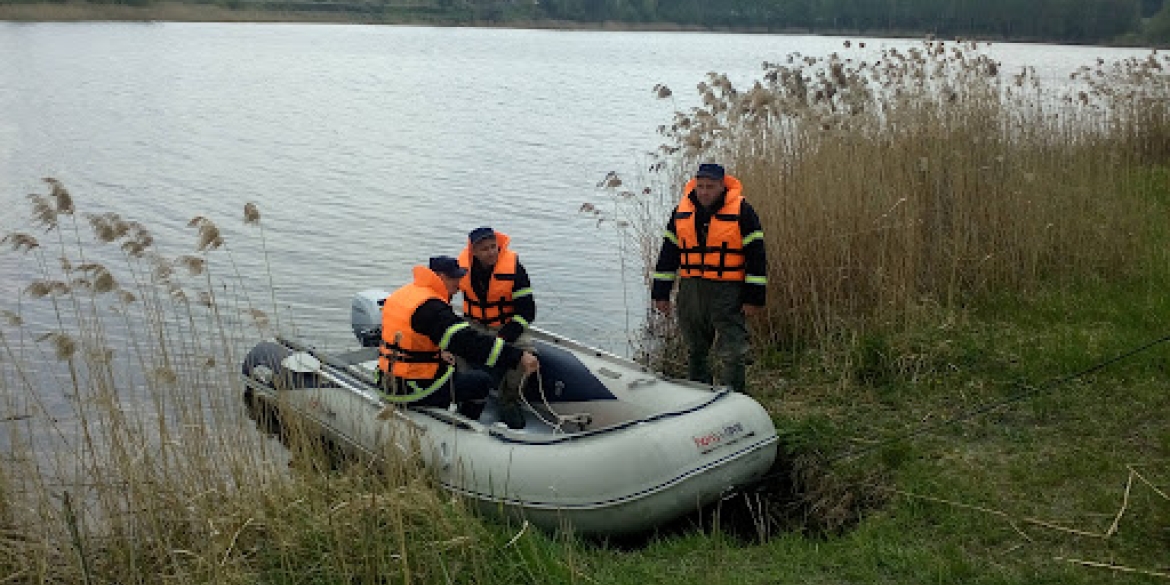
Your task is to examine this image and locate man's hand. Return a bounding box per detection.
[440,350,456,365]
[654,300,673,315]
[519,351,540,375]
[742,304,763,317]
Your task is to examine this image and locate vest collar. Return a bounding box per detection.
[492,232,512,251]
[684,175,744,211]
[412,266,452,301]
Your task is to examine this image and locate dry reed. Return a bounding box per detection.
[0,182,515,584]
[617,40,1170,354]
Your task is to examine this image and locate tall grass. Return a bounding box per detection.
[570,39,1170,583]
[5,40,1167,584]
[616,40,1170,354]
[0,182,572,583]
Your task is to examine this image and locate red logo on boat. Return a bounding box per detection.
[692,422,747,453]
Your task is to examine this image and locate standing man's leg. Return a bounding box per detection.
[711,281,750,394]
[676,278,715,385]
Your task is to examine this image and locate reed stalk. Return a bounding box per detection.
[0,183,565,583]
[599,41,1170,368]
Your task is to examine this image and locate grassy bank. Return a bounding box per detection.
[3,189,1165,583]
[2,42,1169,583]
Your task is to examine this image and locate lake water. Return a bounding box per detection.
[0,24,1154,345]
[0,23,1155,437]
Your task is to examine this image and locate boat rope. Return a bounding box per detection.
[738,331,1170,492]
[517,371,591,433]
[823,330,1170,464]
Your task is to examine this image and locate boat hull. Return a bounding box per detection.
[241,330,778,536]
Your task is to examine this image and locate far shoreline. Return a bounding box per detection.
[0,2,1157,48]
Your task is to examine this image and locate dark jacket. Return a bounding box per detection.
[410,298,525,379]
[468,258,536,342]
[651,189,768,307]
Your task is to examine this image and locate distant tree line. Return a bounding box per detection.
[532,0,1151,43]
[6,0,1170,44]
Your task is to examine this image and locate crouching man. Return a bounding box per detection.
[377,255,539,419]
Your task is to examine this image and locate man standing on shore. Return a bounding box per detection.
[651,163,767,394]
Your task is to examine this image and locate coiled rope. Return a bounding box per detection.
[516,370,592,433]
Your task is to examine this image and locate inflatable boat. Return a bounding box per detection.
[239,290,779,536]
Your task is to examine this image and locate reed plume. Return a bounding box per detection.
[86,212,130,243]
[176,254,206,276]
[187,216,223,252]
[1,310,23,326]
[36,331,77,360]
[637,39,1168,349]
[27,193,58,231]
[1,232,39,252]
[243,202,261,225]
[76,263,117,294]
[43,177,74,215]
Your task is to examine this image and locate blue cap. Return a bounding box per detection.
[468,226,496,244]
[428,256,467,278]
[695,163,725,180]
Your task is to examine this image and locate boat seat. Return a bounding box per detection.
[525,341,616,403]
[333,347,379,367]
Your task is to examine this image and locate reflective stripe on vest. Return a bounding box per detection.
[674,176,747,282]
[458,247,520,326]
[379,367,454,403]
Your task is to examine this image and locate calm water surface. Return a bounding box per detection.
[0,23,1154,436]
[0,25,1153,343]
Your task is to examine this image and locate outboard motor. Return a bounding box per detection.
[351,289,390,347]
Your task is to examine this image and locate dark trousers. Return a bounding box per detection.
[456,321,535,405]
[676,278,750,393]
[392,369,492,419]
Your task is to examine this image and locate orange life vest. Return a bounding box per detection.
[674,175,747,282]
[458,232,520,326]
[379,266,449,381]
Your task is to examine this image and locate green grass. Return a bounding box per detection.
[5,42,1170,581]
[737,276,1169,584]
[2,180,1167,585]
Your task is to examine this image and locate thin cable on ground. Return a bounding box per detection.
[742,332,1170,488]
[827,331,1170,464]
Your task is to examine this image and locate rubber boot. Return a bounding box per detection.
[457,400,485,421]
[499,400,526,430]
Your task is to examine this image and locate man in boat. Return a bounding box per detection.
[651,163,767,394]
[457,226,536,430]
[378,255,539,420]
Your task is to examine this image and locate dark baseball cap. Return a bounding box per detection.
[468,226,496,244]
[695,163,726,180]
[428,256,467,278]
